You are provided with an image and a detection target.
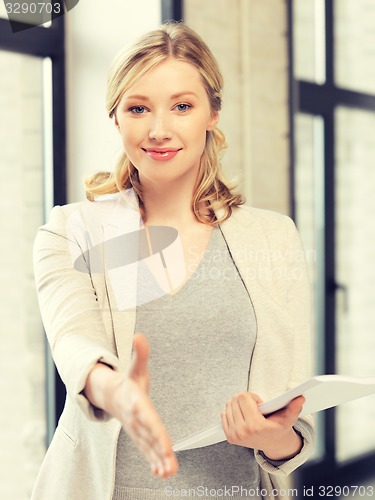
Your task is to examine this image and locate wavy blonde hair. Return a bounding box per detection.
[84,22,245,225]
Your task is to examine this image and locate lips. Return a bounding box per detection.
[142,148,181,161]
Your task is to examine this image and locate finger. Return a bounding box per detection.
[236,392,265,426]
[221,409,230,437]
[135,403,171,456]
[122,405,157,454]
[129,425,159,468]
[122,393,175,475]
[221,406,238,446]
[231,394,246,424]
[224,395,248,444]
[157,456,179,478]
[225,398,235,429]
[131,412,158,450]
[159,452,179,479]
[131,417,177,478]
[116,373,177,478]
[248,392,264,405]
[136,405,178,476]
[137,440,166,478]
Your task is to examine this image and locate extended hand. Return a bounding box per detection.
[221,392,304,461]
[112,333,179,478]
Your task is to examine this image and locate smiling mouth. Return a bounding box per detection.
[153,151,169,157]
[142,148,181,161]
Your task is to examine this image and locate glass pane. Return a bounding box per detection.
[0,2,8,18]
[0,51,47,498]
[293,0,326,83]
[335,0,375,94]
[294,113,325,459]
[335,107,375,461]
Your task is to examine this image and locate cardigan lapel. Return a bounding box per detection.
[218,207,288,398]
[101,190,142,369]
[217,206,264,301]
[102,190,142,311]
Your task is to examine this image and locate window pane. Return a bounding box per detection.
[0,3,8,19]
[294,113,325,460]
[335,107,375,461]
[335,0,375,94]
[293,0,326,83]
[0,51,47,498]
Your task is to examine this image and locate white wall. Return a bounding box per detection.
[0,51,47,500]
[65,0,161,202]
[185,0,290,214]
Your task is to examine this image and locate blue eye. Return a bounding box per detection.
[176,103,191,112]
[130,106,146,114]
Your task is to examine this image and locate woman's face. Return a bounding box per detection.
[115,58,218,187]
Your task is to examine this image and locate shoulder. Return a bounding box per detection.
[35,194,123,242]
[230,204,294,231]
[61,192,122,216]
[227,205,302,253]
[234,204,287,220]
[47,192,123,224]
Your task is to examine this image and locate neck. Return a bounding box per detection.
[140,178,208,228]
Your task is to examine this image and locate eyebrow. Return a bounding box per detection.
[171,91,199,99]
[124,91,199,101]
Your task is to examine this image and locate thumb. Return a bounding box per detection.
[287,395,305,415]
[129,333,150,384]
[268,395,305,426]
[280,396,305,422]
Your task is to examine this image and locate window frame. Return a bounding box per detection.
[0,4,66,441]
[289,0,375,490]
[161,0,183,21]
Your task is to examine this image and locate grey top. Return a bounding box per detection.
[114,226,258,499]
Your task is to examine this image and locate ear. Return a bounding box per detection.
[207,110,219,131]
[114,114,120,130]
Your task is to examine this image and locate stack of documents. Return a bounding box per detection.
[173,375,375,452]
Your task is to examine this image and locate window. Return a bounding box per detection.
[0,8,65,498]
[291,0,375,489]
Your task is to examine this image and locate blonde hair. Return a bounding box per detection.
[85,22,245,225]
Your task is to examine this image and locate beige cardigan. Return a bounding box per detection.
[31,190,314,500]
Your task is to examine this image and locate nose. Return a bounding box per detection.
[149,113,172,142]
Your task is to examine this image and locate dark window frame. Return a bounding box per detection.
[288,0,375,490]
[0,5,66,438]
[162,0,183,22]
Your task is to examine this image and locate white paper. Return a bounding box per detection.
[172,375,375,452]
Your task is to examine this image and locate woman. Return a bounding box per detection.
[32,22,314,500]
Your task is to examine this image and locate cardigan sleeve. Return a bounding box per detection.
[254,215,315,476]
[33,204,122,422]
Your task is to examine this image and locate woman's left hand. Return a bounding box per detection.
[221,392,305,461]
